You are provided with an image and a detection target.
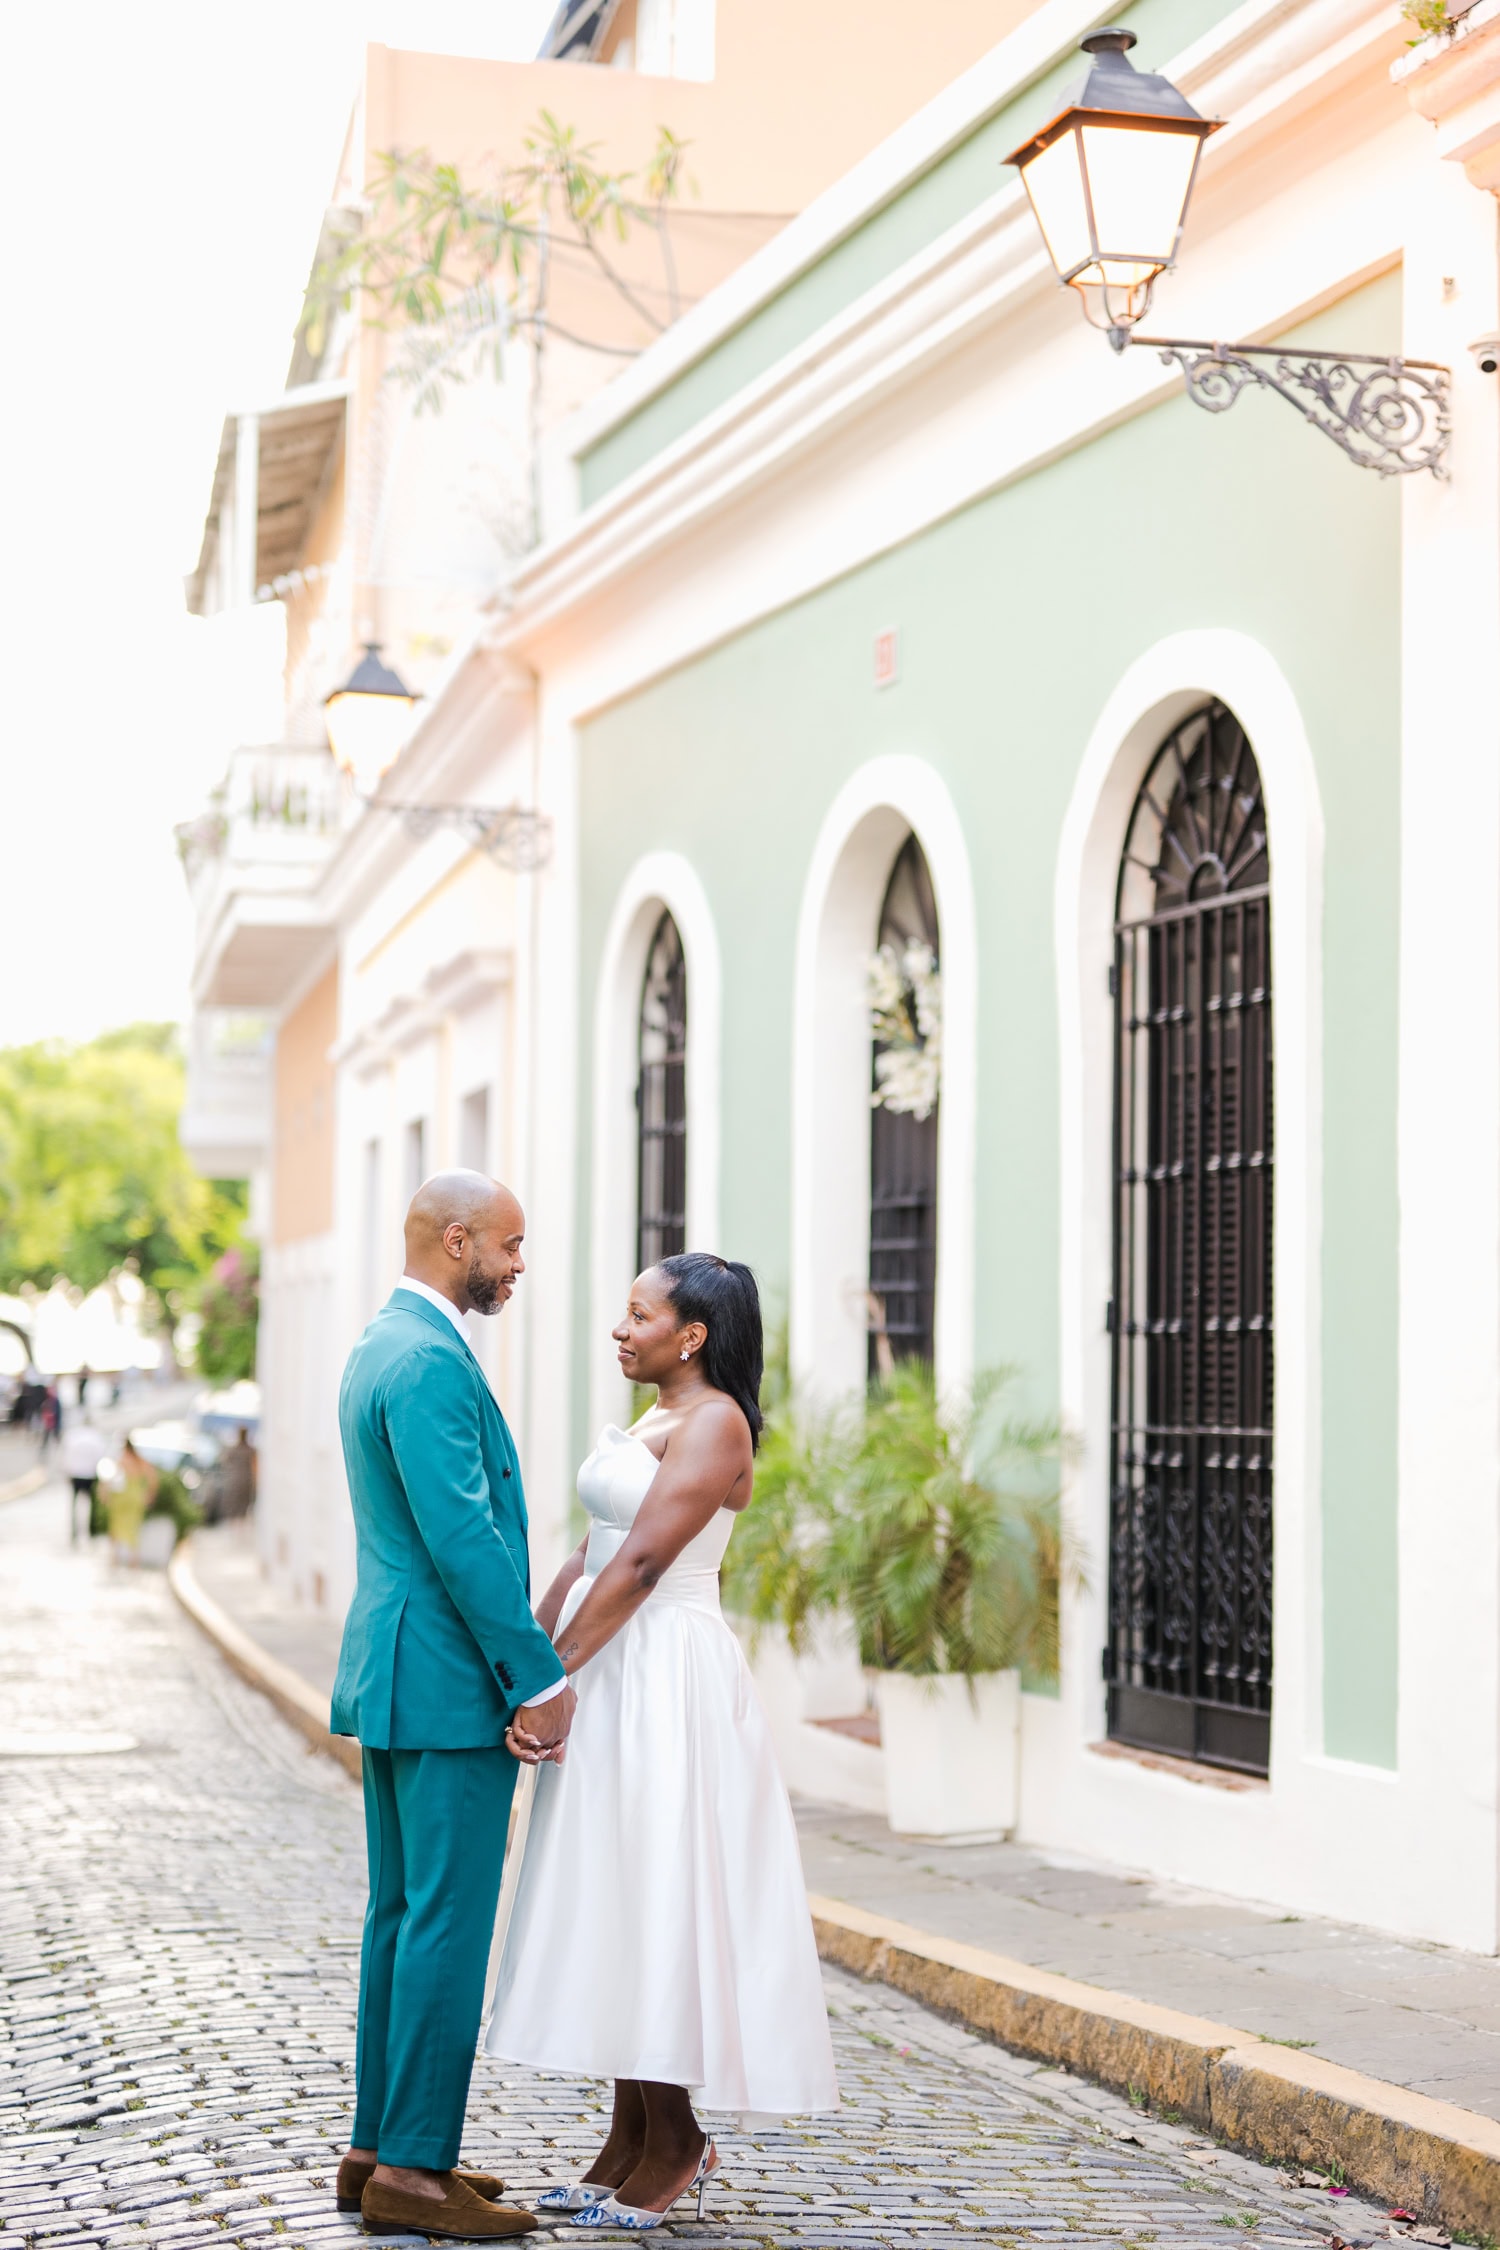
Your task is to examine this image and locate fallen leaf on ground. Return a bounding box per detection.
[1409,2230,1448,2245]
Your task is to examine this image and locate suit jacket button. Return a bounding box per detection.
[502,1467,512,1479]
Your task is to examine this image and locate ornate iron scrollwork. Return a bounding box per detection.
[369,801,554,869]
[1133,337,1451,479]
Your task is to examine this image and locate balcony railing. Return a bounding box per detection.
[177,743,349,890]
[177,743,354,1009]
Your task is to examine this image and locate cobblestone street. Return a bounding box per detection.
[0,1479,1389,2250]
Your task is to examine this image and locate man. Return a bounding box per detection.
[330,1171,576,2240]
[61,1412,107,1542]
[218,1425,257,1520]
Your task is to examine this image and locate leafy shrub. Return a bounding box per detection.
[723,1359,1077,1683]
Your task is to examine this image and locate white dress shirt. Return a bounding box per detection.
[62,1423,107,1479]
[393,1275,567,1708]
[394,1272,472,1342]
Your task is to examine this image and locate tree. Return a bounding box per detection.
[0,1024,247,1342]
[195,1244,259,1385]
[303,113,690,538]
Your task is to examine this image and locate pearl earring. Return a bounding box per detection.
[680,1347,690,1362]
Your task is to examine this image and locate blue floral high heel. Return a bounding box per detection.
[536,2182,612,2213]
[568,2141,718,2230]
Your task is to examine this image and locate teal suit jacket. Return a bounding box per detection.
[330,1288,566,1750]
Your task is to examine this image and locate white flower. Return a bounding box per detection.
[867,942,943,1121]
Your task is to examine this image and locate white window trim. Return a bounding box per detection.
[1054,629,1325,1800]
[590,851,722,1434]
[790,755,978,1399]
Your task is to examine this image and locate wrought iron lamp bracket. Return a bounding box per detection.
[361,799,554,870]
[1130,336,1451,479]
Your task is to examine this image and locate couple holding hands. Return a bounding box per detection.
[328,1172,836,2239]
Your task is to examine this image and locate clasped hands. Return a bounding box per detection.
[506,1679,577,1766]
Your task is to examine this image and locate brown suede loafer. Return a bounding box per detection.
[362,2172,537,2239]
[336,2155,505,2214]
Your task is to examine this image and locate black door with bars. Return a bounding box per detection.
[637,910,687,1271]
[1107,703,1274,1776]
[869,834,940,1375]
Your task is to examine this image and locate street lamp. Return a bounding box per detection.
[1006,29,1451,478]
[1006,29,1218,354]
[323,643,418,795]
[323,642,553,871]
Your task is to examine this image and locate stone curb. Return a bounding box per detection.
[809,1895,1500,2234]
[168,1535,361,1782]
[0,1465,47,1505]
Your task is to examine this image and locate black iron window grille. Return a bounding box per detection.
[637,910,688,1272]
[1107,702,1274,1776]
[868,835,940,1376]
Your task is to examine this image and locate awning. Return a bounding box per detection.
[185,379,349,616]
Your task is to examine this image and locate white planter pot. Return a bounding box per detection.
[874,1669,1021,1840]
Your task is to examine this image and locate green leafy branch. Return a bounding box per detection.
[723,1359,1085,1684]
[302,112,693,410]
[1400,0,1449,40]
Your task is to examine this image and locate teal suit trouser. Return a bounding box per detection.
[353,1745,517,2169]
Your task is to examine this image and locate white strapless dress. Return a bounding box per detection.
[484,1425,838,2116]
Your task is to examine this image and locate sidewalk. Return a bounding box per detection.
[0,1424,48,1503]
[796,1805,1500,2124]
[173,1521,1500,2232]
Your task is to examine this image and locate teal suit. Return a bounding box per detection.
[332,1288,565,2169]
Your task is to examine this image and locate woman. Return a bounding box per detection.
[107,1438,159,1565]
[485,1253,837,2229]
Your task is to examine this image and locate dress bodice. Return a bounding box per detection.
[576,1424,734,1610]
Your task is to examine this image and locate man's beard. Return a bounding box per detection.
[466,1265,506,1315]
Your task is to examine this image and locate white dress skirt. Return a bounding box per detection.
[484,1424,839,2117]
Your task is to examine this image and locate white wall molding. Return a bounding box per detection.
[505,138,1415,734]
[549,0,1384,479]
[589,851,723,1437]
[517,0,1400,646]
[790,757,977,1400]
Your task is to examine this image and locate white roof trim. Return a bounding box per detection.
[553,0,1357,467]
[505,0,1396,646]
[554,0,1126,459]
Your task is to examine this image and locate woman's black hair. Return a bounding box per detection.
[656,1252,764,1453]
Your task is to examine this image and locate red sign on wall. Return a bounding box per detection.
[873,627,899,688]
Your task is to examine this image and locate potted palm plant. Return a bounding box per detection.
[724,1361,1069,1840]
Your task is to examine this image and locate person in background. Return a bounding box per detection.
[219,1426,257,1520]
[62,1416,108,1542]
[38,1382,62,1457]
[107,1438,159,1566]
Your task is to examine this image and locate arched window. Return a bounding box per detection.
[637,910,688,1271]
[1107,702,1274,1776]
[868,834,940,1375]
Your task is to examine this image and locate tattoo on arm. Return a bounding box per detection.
[557,1639,580,1664]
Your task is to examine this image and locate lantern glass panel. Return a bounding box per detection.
[1020,128,1093,283]
[1078,122,1199,270]
[325,689,415,794]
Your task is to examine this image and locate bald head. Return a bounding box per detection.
[403,1170,527,1316]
